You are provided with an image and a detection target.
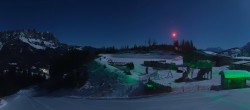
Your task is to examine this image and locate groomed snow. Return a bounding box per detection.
[3,88,250,110]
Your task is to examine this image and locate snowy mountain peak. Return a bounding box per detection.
[0,29,61,50]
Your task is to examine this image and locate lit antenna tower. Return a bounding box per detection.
[172,32,178,51]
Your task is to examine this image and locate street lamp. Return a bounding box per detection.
[171,32,178,51]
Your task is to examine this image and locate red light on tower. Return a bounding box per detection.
[172,32,177,39]
[171,32,178,51]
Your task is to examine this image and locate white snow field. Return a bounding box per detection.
[3,88,250,110]
[98,53,183,82]
[97,53,228,92]
[3,52,250,110]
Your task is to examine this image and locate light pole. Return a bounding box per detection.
[171,32,178,51]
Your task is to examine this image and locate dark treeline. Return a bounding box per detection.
[0,49,98,97]
[98,39,221,66]
[178,40,196,52]
[0,68,46,96]
[42,50,97,92]
[98,39,196,54]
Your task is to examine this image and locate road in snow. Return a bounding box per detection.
[2,88,250,110]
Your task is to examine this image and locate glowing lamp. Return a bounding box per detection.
[172,32,177,38]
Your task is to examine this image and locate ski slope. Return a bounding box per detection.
[2,88,250,110]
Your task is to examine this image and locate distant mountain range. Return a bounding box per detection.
[242,42,250,56]
[205,42,250,57]
[205,47,224,53]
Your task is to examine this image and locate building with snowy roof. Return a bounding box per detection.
[220,70,250,89]
[230,60,250,71]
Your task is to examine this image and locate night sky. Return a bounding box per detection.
[1,0,250,49]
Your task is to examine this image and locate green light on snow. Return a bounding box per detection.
[146,84,153,88]
[123,76,137,84]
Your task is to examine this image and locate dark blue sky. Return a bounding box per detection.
[1,0,250,49]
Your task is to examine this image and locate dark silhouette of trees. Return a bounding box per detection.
[98,46,118,53]
[180,40,196,52]
[45,50,96,91]
[0,67,46,97]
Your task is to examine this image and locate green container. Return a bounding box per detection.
[221,70,250,89]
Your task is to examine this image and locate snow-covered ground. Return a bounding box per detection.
[97,53,228,92]
[98,53,183,82]
[3,88,250,110]
[151,66,229,89]
[2,52,250,110]
[234,57,250,60]
[0,99,7,109]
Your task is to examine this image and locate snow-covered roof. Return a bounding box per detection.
[221,70,250,79]
[232,60,250,65]
[233,57,250,60]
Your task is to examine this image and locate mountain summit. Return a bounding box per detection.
[0,29,88,73]
[0,29,61,50]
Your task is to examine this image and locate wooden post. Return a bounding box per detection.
[191,69,193,79]
[210,68,212,79]
[206,72,208,79]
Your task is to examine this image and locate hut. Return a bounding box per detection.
[220,70,250,89]
[230,60,250,71]
[241,63,250,71]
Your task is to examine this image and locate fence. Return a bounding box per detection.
[171,85,212,93]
